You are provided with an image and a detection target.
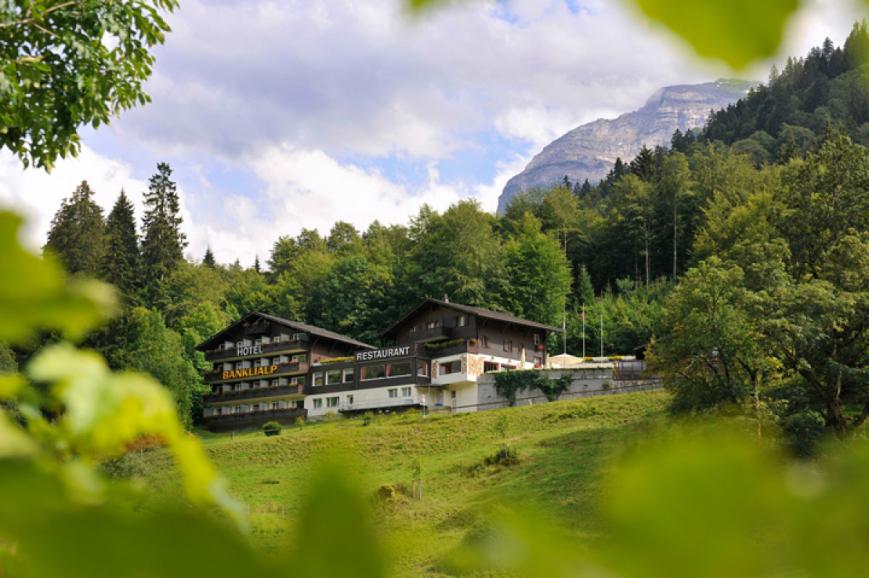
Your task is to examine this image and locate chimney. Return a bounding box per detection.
[443,294,449,303]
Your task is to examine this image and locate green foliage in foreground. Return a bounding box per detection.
[0,0,178,170]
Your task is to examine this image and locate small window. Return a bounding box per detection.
[326,369,342,385]
[362,364,386,380]
[533,333,541,345]
[343,368,354,383]
[503,340,513,352]
[426,320,438,329]
[388,362,412,377]
[271,401,280,410]
[456,315,466,327]
[484,362,500,373]
[346,394,354,405]
[290,376,303,386]
[313,398,323,409]
[417,362,429,377]
[409,325,417,334]
[313,372,324,387]
[388,388,398,398]
[401,386,412,397]
[326,396,339,408]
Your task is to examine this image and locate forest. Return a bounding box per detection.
[2,24,866,446]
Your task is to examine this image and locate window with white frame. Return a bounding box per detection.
[326,396,339,408]
[313,372,324,386]
[401,386,412,397]
[342,368,354,383]
[313,398,323,409]
[326,369,342,385]
[346,394,354,405]
[388,388,398,398]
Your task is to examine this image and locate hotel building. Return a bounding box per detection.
[197,299,560,430]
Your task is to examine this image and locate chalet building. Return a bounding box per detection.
[196,312,374,431]
[197,300,560,430]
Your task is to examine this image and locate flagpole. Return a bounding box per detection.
[600,311,604,358]
[581,305,586,358]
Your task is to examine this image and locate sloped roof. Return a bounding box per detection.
[381,298,562,338]
[196,311,375,351]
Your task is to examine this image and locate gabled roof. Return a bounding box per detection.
[381,298,562,338]
[196,311,376,351]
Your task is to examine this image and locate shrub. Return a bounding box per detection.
[782,411,826,458]
[361,411,374,426]
[294,416,305,430]
[262,421,282,437]
[484,446,519,467]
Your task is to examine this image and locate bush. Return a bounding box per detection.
[262,421,282,437]
[484,446,519,467]
[782,410,826,458]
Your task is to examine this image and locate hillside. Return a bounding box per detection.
[122,390,670,576]
[498,79,751,212]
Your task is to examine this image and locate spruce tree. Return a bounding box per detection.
[141,163,187,309]
[44,180,106,275]
[101,190,141,302]
[203,247,216,268]
[253,255,261,273]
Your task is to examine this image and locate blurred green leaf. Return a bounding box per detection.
[26,343,244,522]
[630,0,800,69]
[288,461,387,578]
[0,211,116,345]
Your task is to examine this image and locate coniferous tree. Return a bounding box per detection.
[253,255,261,273]
[141,163,186,309]
[100,190,141,302]
[202,247,216,268]
[44,180,106,276]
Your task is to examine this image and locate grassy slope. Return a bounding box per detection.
[133,390,669,576]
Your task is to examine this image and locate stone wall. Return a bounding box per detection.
[472,368,662,411]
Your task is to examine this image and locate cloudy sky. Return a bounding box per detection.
[0,0,862,266]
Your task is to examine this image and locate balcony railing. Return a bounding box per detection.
[202,407,307,431]
[410,326,454,342]
[203,335,310,361]
[205,361,309,384]
[204,384,303,403]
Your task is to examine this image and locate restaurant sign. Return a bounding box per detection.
[355,345,411,362]
[221,365,278,380]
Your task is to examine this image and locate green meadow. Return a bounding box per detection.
[127,390,669,576]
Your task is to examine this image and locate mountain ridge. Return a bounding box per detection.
[497,79,753,213]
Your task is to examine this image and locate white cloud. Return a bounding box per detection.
[111,0,713,160]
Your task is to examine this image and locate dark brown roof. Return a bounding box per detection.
[196,311,376,351]
[381,298,562,338]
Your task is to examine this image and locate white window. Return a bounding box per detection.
[326,396,339,408]
[271,401,280,410]
[326,369,342,385]
[313,398,323,409]
[401,387,412,397]
[346,394,354,405]
[289,376,303,386]
[313,372,324,386]
[261,336,271,345]
[457,315,466,327]
[388,388,398,398]
[343,368,354,383]
[533,333,541,345]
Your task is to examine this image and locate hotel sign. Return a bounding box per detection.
[236,344,263,356]
[221,365,278,380]
[355,345,411,362]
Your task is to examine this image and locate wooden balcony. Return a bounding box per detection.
[203,335,310,362]
[202,407,307,432]
[204,384,304,403]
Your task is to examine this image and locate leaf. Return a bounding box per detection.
[26,343,244,523]
[0,211,117,344]
[628,0,801,69]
